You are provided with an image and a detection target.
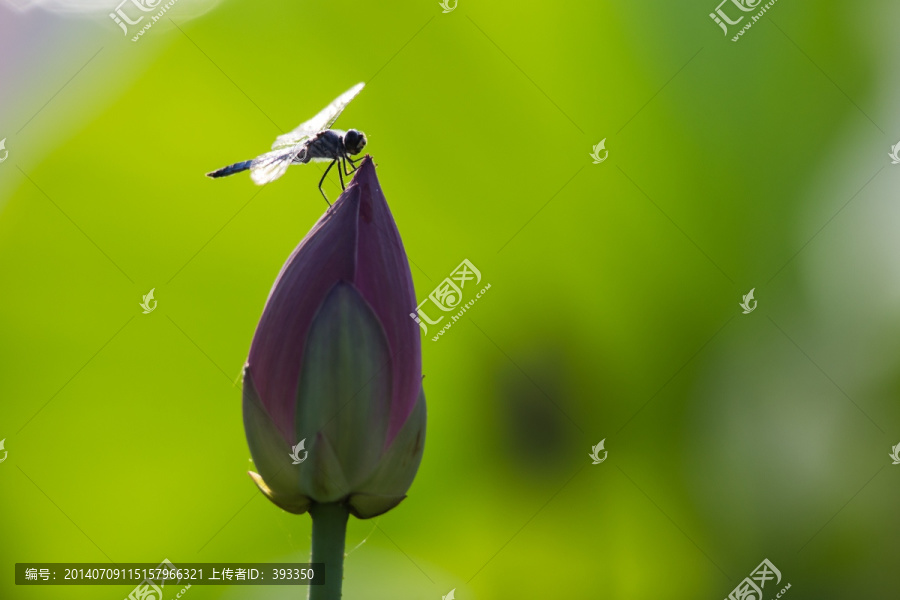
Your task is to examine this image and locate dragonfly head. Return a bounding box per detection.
[343,129,367,156]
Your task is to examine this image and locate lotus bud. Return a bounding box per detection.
[242,157,425,520]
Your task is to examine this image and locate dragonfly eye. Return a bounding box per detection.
[344,129,367,155]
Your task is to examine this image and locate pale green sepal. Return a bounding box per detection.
[299,431,352,504]
[242,367,312,513]
[295,282,393,491]
[348,387,426,518]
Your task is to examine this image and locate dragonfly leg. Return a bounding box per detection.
[318,159,336,206]
[346,155,360,171]
[341,156,354,177]
[337,156,345,190]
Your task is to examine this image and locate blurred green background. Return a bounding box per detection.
[2,0,900,598]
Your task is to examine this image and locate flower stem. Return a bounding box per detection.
[308,502,349,600]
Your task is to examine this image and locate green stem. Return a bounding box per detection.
[308,502,349,600]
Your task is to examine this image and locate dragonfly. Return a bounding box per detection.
[207,82,367,205]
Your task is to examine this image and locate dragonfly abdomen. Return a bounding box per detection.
[207,160,252,178]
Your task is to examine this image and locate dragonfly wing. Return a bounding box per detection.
[250,143,307,185]
[271,82,365,150]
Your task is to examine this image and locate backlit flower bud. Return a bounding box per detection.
[242,157,425,519]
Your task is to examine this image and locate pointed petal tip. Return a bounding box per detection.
[347,493,407,519]
[249,471,312,515]
[350,155,377,187]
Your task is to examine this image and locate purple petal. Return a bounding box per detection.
[247,157,421,447]
[247,185,360,443]
[351,158,422,443]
